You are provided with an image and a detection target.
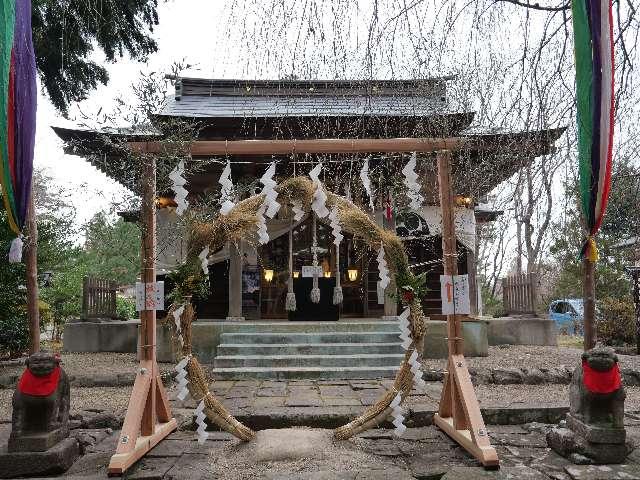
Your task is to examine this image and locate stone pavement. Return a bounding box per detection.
[168,379,572,431]
[31,421,640,480]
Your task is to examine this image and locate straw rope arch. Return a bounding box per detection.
[165,176,428,441]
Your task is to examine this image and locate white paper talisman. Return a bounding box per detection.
[439,274,470,315]
[135,281,165,312]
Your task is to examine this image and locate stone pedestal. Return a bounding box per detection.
[547,346,633,464]
[8,427,67,452]
[0,437,79,478]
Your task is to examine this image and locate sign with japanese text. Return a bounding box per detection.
[439,274,470,315]
[135,281,165,312]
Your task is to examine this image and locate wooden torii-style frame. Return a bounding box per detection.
[111,137,498,475]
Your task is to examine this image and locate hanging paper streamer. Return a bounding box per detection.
[256,204,269,245]
[174,354,190,401]
[0,0,37,263]
[402,153,424,211]
[173,304,186,348]
[572,0,615,261]
[194,399,209,444]
[408,349,427,392]
[218,159,235,215]
[292,202,305,222]
[256,163,280,244]
[359,158,374,210]
[377,246,390,288]
[198,246,210,277]
[260,162,280,218]
[8,235,23,263]
[398,307,412,350]
[329,207,344,305]
[389,392,406,437]
[309,163,330,218]
[169,160,189,215]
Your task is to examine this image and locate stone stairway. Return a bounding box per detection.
[211,320,403,380]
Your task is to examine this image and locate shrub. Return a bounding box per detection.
[0,316,30,359]
[116,296,137,320]
[596,296,636,346]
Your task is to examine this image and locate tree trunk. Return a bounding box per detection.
[26,192,40,354]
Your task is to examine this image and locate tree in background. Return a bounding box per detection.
[32,0,159,114]
[83,212,141,286]
[546,159,640,346]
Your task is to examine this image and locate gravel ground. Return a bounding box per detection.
[0,386,132,422]
[422,345,640,371]
[0,352,172,378]
[210,429,399,480]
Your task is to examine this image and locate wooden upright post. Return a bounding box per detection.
[25,191,40,354]
[433,151,499,468]
[108,155,177,475]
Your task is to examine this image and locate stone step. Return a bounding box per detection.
[200,320,401,333]
[219,332,402,345]
[213,353,405,368]
[211,365,400,380]
[216,342,404,356]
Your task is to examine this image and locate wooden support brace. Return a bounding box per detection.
[433,150,499,468]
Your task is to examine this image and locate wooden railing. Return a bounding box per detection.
[502,272,537,315]
[82,277,117,320]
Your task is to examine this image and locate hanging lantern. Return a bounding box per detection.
[264,269,274,282]
[348,268,359,282]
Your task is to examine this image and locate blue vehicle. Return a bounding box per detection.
[549,298,584,334]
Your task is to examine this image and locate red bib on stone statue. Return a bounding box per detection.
[582,360,621,394]
[18,366,61,396]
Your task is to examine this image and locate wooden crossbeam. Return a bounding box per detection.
[127,137,467,156]
[433,150,499,468]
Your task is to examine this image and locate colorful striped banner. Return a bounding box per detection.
[0,0,37,262]
[572,0,615,261]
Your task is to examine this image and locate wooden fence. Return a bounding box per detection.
[82,277,117,320]
[502,272,537,315]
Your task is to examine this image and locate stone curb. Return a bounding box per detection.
[423,366,640,386]
[2,366,639,388]
[0,371,175,389]
[185,404,570,431]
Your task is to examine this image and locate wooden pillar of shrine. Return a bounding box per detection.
[227,241,244,321]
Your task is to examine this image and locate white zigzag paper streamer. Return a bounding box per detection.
[169,160,189,215]
[260,162,280,218]
[402,152,424,211]
[256,204,269,244]
[195,400,209,444]
[292,202,305,222]
[377,246,390,290]
[328,207,343,246]
[173,304,186,347]
[398,307,412,350]
[219,160,235,215]
[198,246,210,277]
[409,349,427,391]
[359,158,374,210]
[389,392,406,437]
[309,163,330,218]
[174,354,190,401]
[256,163,280,244]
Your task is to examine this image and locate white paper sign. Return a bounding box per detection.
[302,265,323,278]
[135,281,165,311]
[440,274,470,315]
[377,281,385,304]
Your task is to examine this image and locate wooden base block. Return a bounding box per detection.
[434,414,499,468]
[107,419,177,476]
